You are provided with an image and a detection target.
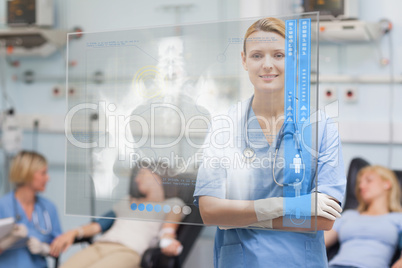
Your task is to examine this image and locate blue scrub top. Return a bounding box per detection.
[194,97,346,268]
[0,192,62,268]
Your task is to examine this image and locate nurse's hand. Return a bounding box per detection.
[49,230,76,257]
[312,193,342,220]
[254,193,342,222]
[0,224,28,251]
[282,193,342,221]
[27,237,50,256]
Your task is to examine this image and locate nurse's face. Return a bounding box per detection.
[241,31,285,94]
[358,171,390,204]
[30,166,49,192]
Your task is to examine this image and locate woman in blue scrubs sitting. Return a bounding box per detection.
[194,17,346,267]
[325,166,402,268]
[0,151,62,268]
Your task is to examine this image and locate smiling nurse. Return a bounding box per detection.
[241,23,285,146]
[194,17,346,268]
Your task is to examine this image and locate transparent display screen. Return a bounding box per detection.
[66,13,323,232]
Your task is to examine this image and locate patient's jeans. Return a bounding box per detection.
[60,242,140,268]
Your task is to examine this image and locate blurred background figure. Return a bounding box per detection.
[325,165,402,268]
[0,151,62,268]
[52,161,184,268]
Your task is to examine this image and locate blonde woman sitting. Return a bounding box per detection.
[325,165,402,268]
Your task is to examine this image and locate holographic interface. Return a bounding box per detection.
[65,13,326,232]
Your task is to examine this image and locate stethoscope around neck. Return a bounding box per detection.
[13,191,52,235]
[242,95,305,188]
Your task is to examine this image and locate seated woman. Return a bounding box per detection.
[325,165,402,268]
[52,162,184,268]
[0,151,62,268]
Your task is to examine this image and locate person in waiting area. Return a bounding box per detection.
[325,165,402,268]
[52,162,184,268]
[0,151,62,268]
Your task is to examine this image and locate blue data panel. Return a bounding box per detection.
[283,18,314,228]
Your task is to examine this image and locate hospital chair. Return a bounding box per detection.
[326,157,402,265]
[67,207,203,268]
[140,206,203,268]
[67,171,204,268]
[138,171,204,267]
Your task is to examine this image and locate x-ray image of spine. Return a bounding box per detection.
[130,37,210,176]
[91,146,119,199]
[157,37,186,91]
[90,92,138,199]
[90,36,212,198]
[132,37,187,103]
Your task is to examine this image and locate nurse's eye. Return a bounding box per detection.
[274,53,285,59]
[251,54,263,59]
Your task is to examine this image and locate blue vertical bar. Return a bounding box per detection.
[298,19,311,125]
[284,20,297,124]
[283,19,313,229]
[283,18,312,228]
[298,18,311,196]
[283,19,297,191]
[283,20,297,224]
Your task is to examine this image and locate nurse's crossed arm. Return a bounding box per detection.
[199,192,341,231]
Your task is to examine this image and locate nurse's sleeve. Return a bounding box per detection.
[48,202,62,240]
[194,119,228,207]
[315,114,346,205]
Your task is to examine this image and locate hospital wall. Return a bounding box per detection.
[0,0,401,267]
[320,0,402,171]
